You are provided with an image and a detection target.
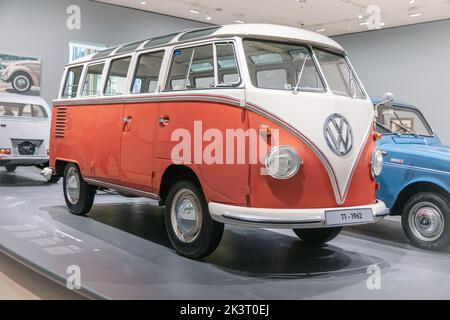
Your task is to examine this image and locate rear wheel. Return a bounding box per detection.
[164,180,224,259]
[402,192,450,251]
[5,165,17,173]
[293,227,342,245]
[63,163,96,216]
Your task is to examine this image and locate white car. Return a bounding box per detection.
[0,93,57,182]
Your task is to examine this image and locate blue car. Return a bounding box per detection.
[373,98,450,250]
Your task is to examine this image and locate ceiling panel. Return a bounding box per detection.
[94,0,450,36]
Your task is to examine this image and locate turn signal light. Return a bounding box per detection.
[373,132,382,141]
[0,148,11,155]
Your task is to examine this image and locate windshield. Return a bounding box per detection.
[376,105,433,136]
[243,39,325,92]
[0,102,48,118]
[313,48,365,99]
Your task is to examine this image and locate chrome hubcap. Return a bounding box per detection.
[14,76,29,91]
[409,202,444,242]
[171,189,202,243]
[65,167,80,205]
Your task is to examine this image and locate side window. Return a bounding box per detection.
[104,56,132,96]
[62,66,83,98]
[81,63,105,97]
[166,43,241,91]
[166,44,214,91]
[216,43,240,86]
[131,51,164,94]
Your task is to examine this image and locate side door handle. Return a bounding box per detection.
[123,116,132,124]
[122,116,132,132]
[158,116,170,126]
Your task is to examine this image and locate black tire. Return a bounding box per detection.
[164,179,224,259]
[63,163,96,216]
[5,164,17,173]
[11,72,32,93]
[293,227,342,245]
[402,192,450,251]
[48,176,61,184]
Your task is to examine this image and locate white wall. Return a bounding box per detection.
[0,0,208,104]
[334,19,450,144]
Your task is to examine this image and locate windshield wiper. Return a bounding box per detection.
[376,122,394,134]
[292,57,308,94]
[393,111,418,136]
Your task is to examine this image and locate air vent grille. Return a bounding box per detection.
[55,107,67,138]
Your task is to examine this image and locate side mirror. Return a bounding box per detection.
[374,92,395,125]
[382,92,395,107]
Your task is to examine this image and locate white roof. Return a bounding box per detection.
[67,24,344,66]
[212,24,344,51]
[0,93,49,109]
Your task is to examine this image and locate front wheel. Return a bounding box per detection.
[293,227,342,245]
[402,192,450,251]
[5,165,17,173]
[164,180,224,259]
[63,163,96,216]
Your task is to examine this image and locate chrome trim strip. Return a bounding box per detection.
[53,93,241,107]
[84,178,160,200]
[383,162,450,176]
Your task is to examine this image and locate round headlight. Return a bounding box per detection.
[264,146,301,180]
[371,148,384,177]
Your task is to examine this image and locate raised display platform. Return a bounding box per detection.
[1,167,450,299]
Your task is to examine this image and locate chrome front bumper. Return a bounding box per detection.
[209,201,389,229]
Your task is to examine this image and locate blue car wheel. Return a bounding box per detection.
[402,192,450,251]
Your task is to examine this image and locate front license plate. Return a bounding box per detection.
[325,208,373,226]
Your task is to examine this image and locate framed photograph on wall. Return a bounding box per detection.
[0,53,41,95]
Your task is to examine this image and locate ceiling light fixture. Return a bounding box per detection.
[316,28,326,33]
[235,19,245,24]
[189,9,200,14]
[409,0,416,4]
[140,1,147,4]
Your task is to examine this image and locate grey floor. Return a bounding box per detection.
[1,167,450,299]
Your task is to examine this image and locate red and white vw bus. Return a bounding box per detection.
[49,24,389,258]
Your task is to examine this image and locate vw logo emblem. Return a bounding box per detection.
[324,113,353,156]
